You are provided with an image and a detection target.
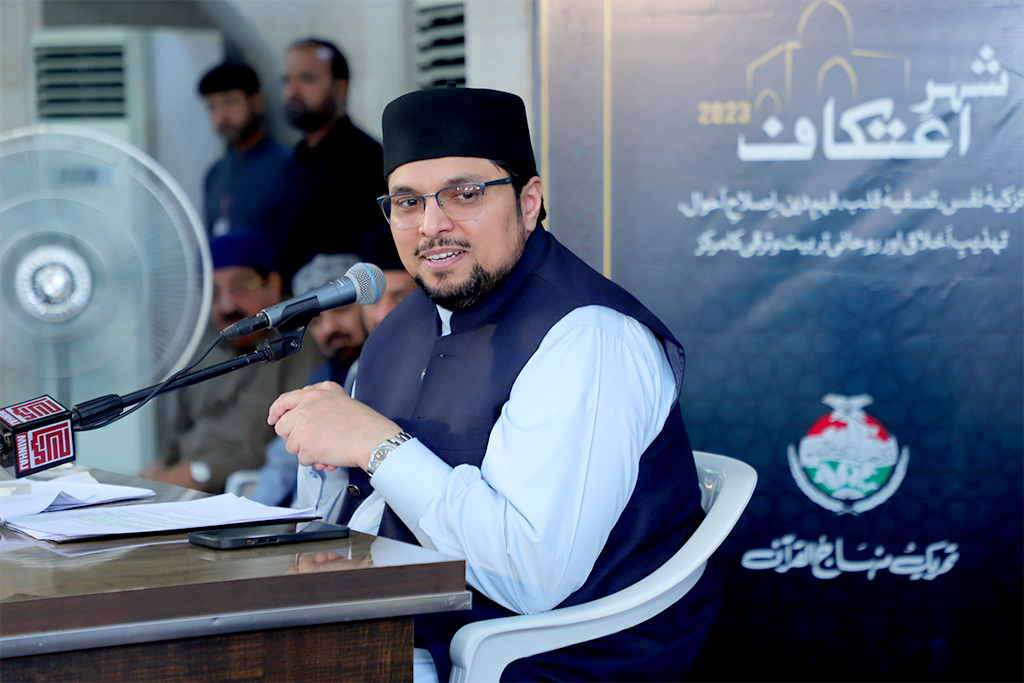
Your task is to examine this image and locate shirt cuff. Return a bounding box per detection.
[369,438,452,536]
[296,465,350,523]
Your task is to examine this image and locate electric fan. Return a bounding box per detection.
[0,124,211,474]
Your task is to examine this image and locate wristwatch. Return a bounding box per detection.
[367,431,412,477]
[189,460,212,485]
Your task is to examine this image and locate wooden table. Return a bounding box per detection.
[0,466,470,681]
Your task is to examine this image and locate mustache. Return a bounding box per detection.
[414,237,471,257]
[324,331,353,346]
[218,311,245,324]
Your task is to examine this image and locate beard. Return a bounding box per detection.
[318,331,361,362]
[413,223,528,313]
[286,93,338,132]
[223,110,265,146]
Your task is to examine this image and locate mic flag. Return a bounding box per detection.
[0,395,75,477]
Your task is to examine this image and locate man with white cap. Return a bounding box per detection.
[270,86,714,681]
[253,233,416,509]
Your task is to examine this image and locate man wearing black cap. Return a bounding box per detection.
[270,38,388,288]
[197,62,290,239]
[270,87,714,681]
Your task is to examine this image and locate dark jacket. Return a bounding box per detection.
[270,116,388,289]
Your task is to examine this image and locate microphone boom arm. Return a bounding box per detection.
[71,325,308,432]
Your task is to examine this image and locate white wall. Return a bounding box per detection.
[225,0,535,140]
[0,0,43,132]
[465,0,534,121]
[226,0,417,142]
[0,0,536,139]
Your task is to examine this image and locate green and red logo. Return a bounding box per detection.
[788,394,909,514]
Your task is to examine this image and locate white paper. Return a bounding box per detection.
[0,480,156,523]
[5,493,316,542]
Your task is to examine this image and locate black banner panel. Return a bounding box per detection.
[542,1,1022,678]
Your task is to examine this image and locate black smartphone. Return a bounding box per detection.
[188,521,350,550]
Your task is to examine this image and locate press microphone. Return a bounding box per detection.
[220,262,386,340]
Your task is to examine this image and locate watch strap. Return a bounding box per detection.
[367,431,411,477]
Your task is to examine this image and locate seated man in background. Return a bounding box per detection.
[197,62,290,239]
[270,87,716,681]
[140,233,320,492]
[250,252,365,505]
[356,227,419,335]
[252,229,416,509]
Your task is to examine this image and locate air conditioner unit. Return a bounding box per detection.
[30,26,224,211]
[5,27,224,476]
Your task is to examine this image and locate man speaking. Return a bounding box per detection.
[270,86,715,681]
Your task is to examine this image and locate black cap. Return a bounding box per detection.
[198,63,260,96]
[382,86,538,181]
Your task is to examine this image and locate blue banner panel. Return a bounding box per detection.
[544,1,1022,679]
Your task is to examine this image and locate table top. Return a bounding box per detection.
[0,464,470,657]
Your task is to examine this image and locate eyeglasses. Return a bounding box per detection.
[213,273,265,300]
[376,177,513,229]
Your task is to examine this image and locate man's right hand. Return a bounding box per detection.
[268,381,402,473]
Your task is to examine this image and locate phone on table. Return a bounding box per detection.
[188,521,349,550]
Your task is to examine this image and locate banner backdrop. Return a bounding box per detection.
[542,1,1022,679]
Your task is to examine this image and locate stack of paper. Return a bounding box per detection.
[4,494,316,542]
[0,479,155,523]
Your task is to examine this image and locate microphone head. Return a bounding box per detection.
[345,262,386,305]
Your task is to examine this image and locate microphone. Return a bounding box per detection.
[220,262,386,340]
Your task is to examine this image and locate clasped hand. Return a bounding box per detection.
[268,381,401,471]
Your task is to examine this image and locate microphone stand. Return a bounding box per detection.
[71,324,309,431]
[1,316,313,477]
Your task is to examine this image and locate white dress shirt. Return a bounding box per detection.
[310,304,679,618]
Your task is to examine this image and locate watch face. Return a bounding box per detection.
[369,446,391,475]
[190,461,212,483]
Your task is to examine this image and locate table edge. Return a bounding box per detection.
[0,589,472,658]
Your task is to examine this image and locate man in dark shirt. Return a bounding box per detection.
[198,63,290,239]
[272,38,388,289]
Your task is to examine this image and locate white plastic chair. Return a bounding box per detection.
[224,469,261,499]
[448,451,757,683]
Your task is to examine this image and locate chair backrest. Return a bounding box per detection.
[223,469,261,499]
[448,450,757,683]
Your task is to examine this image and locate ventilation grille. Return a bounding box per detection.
[34,45,126,118]
[414,1,466,89]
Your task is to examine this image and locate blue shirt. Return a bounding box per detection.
[203,134,291,239]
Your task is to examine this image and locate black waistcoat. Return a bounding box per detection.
[356,228,716,681]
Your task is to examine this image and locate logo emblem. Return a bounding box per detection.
[0,396,65,427]
[28,421,74,468]
[788,393,909,514]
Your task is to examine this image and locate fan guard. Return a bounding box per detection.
[0,124,211,408]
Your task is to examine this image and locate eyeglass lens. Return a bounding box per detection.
[383,184,486,228]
